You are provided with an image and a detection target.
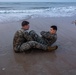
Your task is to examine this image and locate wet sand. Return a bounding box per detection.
[0,17,76,75]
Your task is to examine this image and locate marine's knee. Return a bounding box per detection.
[28,41,39,47]
[20,42,31,51]
[29,30,36,35]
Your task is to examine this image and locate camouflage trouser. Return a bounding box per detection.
[20,41,48,51]
[29,30,47,45]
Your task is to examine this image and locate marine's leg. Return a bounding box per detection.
[50,38,57,46]
[29,30,46,44]
[20,41,47,51]
[20,41,58,52]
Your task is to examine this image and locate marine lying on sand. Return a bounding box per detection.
[13,21,58,53]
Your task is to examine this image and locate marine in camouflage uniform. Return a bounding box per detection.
[29,30,57,46]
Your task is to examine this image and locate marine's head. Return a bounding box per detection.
[50,25,57,34]
[21,21,29,30]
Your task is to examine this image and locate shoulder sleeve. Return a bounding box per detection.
[14,30,20,38]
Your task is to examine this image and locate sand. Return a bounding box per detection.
[0,17,76,75]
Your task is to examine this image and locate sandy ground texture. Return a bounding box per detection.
[0,17,76,75]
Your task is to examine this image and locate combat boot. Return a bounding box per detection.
[47,45,58,51]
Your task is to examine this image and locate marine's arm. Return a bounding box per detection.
[40,31,48,38]
[40,31,57,40]
[13,30,21,52]
[13,30,20,45]
[24,31,33,41]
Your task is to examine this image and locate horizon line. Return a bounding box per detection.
[0,1,76,2]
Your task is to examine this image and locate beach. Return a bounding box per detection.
[0,16,76,75]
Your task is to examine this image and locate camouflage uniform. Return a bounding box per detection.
[29,30,57,46]
[13,28,48,53]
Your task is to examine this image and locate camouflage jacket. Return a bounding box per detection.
[13,28,33,52]
[40,31,57,45]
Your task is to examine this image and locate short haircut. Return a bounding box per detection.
[51,25,57,31]
[21,21,29,26]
